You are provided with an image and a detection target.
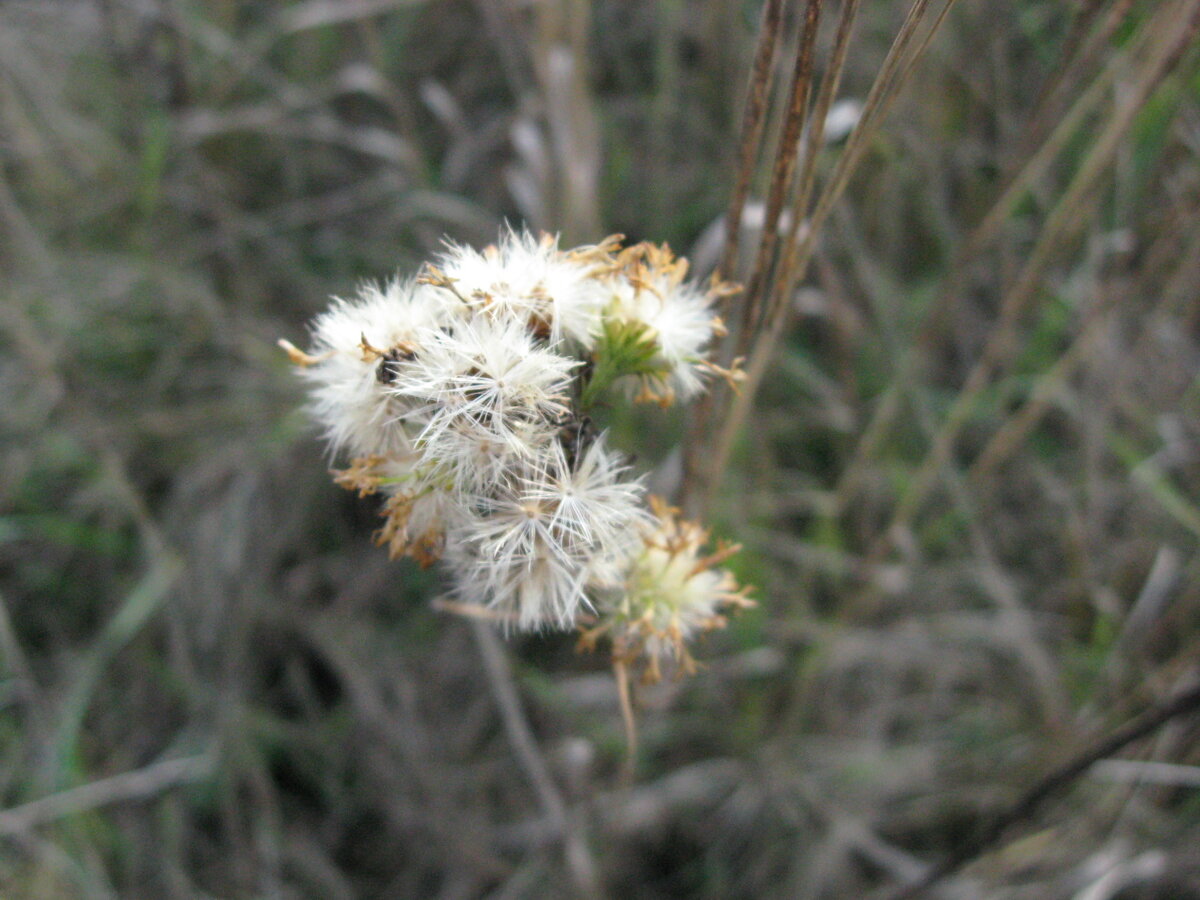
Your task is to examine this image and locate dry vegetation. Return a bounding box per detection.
[2,0,1199,898]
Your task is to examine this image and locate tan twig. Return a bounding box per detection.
[779,0,958,332]
[0,755,214,837]
[431,596,519,624]
[277,337,325,366]
[695,0,961,515]
[768,0,864,318]
[738,0,825,340]
[613,659,638,787]
[470,622,603,899]
[683,0,857,514]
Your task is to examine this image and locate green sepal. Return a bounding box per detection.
[580,317,669,409]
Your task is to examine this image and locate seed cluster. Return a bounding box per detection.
[284,230,751,677]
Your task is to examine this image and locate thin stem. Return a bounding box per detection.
[739,0,825,341]
[699,0,961,515]
[470,621,603,899]
[685,0,851,514]
[613,659,638,788]
[716,0,786,292]
[768,0,864,321]
[431,596,519,624]
[0,755,214,837]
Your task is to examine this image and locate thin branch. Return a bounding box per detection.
[682,0,815,513]
[769,0,864,316]
[613,659,638,787]
[432,596,519,624]
[886,678,1200,900]
[0,755,214,837]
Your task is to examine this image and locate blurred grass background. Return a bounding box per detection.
[2,0,1200,897]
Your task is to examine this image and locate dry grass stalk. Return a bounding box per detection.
[687,0,962,515]
[766,0,865,326]
[738,0,825,341]
[470,620,602,899]
[715,0,785,291]
[0,755,214,838]
[829,0,1156,510]
[613,658,638,786]
[684,0,786,512]
[869,0,1200,558]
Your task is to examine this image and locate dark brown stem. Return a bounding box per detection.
[716,0,785,295]
[738,0,824,342]
[765,0,864,338]
[887,678,1200,900]
[696,0,958,516]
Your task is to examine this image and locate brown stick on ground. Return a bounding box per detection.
[886,677,1200,900]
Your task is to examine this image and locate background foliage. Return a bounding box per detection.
[1,0,1199,897]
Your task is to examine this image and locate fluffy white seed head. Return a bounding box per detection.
[520,436,647,583]
[392,316,578,478]
[287,230,747,650]
[447,434,645,630]
[595,497,751,680]
[444,525,590,631]
[603,246,723,402]
[301,278,446,456]
[431,230,609,347]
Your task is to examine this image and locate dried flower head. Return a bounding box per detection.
[585,497,754,682]
[427,229,612,347]
[296,278,444,457]
[394,316,578,479]
[283,229,750,662]
[604,243,732,404]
